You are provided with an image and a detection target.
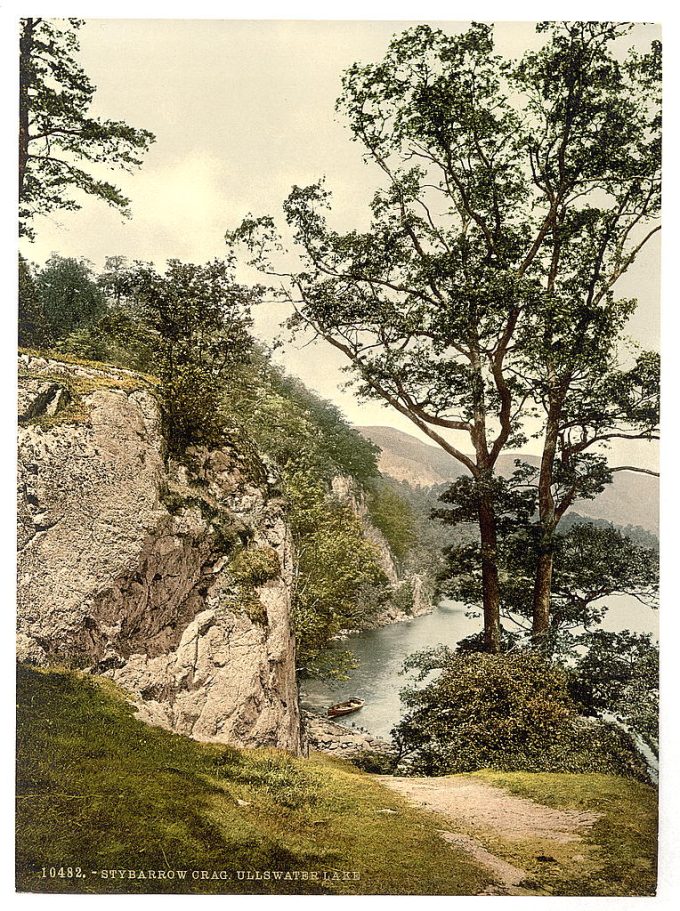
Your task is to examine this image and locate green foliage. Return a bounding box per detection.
[16,665,491,896]
[218,350,387,677]
[223,546,283,626]
[98,255,134,305]
[435,466,537,538]
[19,18,154,239]
[222,349,379,484]
[561,512,658,552]
[382,480,472,586]
[230,546,281,587]
[365,479,416,562]
[18,254,50,347]
[35,255,107,341]
[570,630,659,753]
[127,259,257,452]
[394,649,573,774]
[57,305,157,373]
[392,648,648,780]
[387,580,416,616]
[300,648,359,682]
[287,473,386,678]
[53,255,158,371]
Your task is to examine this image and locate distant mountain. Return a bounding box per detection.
[358,425,659,534]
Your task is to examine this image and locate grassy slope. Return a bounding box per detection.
[16,666,488,895]
[16,666,658,896]
[465,770,658,896]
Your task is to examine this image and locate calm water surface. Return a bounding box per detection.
[300,595,658,739]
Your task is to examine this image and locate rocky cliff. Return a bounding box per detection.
[330,474,432,625]
[17,353,302,753]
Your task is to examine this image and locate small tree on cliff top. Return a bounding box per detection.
[126,259,257,453]
[228,22,660,651]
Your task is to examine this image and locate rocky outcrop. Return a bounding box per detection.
[17,354,302,753]
[331,474,432,625]
[302,710,393,759]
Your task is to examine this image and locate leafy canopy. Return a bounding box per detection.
[35,254,107,341]
[125,258,257,452]
[19,18,155,238]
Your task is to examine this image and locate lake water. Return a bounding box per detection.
[300,595,659,739]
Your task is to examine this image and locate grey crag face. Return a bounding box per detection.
[17,353,301,751]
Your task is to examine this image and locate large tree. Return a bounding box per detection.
[511,24,660,642]
[19,17,154,239]
[437,509,658,656]
[228,21,660,652]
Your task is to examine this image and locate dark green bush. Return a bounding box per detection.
[349,750,397,775]
[392,649,649,780]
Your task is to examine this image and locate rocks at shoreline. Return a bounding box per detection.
[302,709,394,758]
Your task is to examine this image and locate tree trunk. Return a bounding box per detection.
[532,547,553,646]
[532,394,561,644]
[19,18,33,198]
[478,493,501,653]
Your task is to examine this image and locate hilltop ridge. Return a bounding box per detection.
[357,425,659,534]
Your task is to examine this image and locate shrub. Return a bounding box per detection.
[569,630,659,755]
[36,254,107,340]
[392,648,649,780]
[127,259,256,453]
[349,750,397,775]
[230,546,281,586]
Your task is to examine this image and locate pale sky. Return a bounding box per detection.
[20,18,661,469]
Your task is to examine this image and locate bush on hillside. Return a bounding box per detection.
[221,349,380,485]
[365,479,417,562]
[392,648,649,781]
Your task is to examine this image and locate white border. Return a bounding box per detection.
[1,3,677,910]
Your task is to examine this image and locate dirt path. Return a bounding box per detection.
[377,775,599,895]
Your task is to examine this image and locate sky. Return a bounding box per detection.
[19,17,661,469]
